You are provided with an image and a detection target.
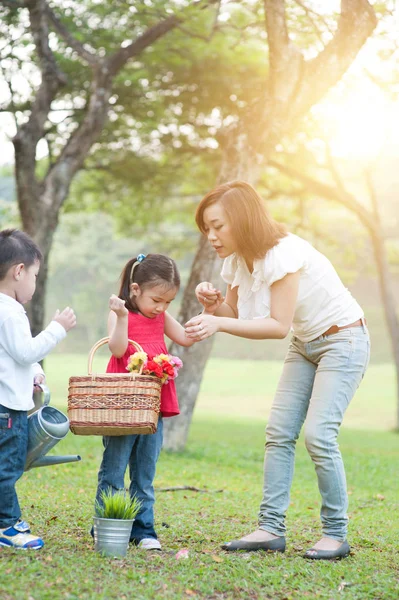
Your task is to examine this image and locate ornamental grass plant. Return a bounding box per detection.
[94,488,141,520]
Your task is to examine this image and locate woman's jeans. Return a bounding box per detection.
[0,405,28,528]
[258,325,370,541]
[95,417,163,543]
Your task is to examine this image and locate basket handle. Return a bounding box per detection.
[87,337,145,375]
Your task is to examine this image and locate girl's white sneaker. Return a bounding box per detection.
[138,537,161,550]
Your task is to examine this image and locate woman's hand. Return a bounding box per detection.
[109,294,128,317]
[184,313,220,341]
[195,282,224,314]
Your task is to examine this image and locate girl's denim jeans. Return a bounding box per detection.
[258,325,370,541]
[95,417,163,543]
[0,406,28,528]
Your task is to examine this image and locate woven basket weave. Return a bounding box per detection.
[68,338,161,436]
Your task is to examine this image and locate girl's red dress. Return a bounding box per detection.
[106,311,179,418]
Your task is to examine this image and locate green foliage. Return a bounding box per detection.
[95,488,141,520]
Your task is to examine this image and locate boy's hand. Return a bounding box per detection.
[53,307,77,332]
[33,373,45,392]
[195,282,224,314]
[109,294,128,317]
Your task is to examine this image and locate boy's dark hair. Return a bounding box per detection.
[119,254,180,312]
[0,229,43,281]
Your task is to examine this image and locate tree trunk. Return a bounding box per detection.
[163,236,221,451]
[163,131,262,451]
[15,175,62,336]
[370,231,399,430]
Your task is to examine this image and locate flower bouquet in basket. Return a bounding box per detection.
[68,338,182,437]
[127,351,183,384]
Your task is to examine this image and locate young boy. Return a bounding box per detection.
[0,229,76,549]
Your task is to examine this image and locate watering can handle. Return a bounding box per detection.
[87,337,145,375]
[35,383,51,406]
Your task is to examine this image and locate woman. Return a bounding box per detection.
[185,181,370,560]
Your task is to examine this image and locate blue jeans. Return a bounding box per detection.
[0,405,28,528]
[259,325,370,541]
[95,418,163,543]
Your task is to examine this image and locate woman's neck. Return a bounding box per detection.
[245,258,253,274]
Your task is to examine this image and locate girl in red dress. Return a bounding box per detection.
[94,253,194,550]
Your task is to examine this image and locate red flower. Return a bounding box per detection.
[145,360,163,379]
[141,353,183,382]
[165,365,175,377]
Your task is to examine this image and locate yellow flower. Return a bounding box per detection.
[126,351,148,372]
[153,353,169,365]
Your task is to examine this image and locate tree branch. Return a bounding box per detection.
[156,486,224,493]
[106,14,181,76]
[293,0,377,118]
[264,0,304,103]
[293,0,332,43]
[45,3,97,65]
[0,0,23,8]
[12,0,67,231]
[176,0,221,43]
[269,158,377,233]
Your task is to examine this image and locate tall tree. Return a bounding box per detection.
[0,0,217,335]
[164,0,377,450]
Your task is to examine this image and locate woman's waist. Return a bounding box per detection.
[293,308,365,342]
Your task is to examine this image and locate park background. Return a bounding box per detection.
[1,1,399,599]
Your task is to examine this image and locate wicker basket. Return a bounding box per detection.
[68,338,161,436]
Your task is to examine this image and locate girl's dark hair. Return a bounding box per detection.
[119,254,180,312]
[195,181,287,262]
[0,229,43,281]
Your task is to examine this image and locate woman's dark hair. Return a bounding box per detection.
[0,229,43,281]
[195,181,287,262]
[119,254,180,312]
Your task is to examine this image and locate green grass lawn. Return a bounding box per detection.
[2,355,398,599]
[3,417,399,599]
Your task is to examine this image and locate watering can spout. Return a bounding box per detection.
[27,455,81,470]
[24,384,82,472]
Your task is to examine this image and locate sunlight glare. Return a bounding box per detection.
[320,86,398,161]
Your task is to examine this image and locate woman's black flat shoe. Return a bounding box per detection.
[303,540,350,560]
[221,536,286,553]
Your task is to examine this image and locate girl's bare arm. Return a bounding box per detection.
[107,295,129,357]
[164,312,196,347]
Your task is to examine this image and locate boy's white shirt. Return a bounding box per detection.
[0,292,66,411]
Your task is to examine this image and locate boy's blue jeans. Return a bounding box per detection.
[259,325,370,541]
[95,417,163,543]
[0,405,28,528]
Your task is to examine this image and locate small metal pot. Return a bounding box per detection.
[93,517,134,558]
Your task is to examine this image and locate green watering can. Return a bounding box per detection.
[24,384,81,471]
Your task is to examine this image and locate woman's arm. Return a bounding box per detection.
[107,295,129,357]
[185,272,300,341]
[164,312,195,347]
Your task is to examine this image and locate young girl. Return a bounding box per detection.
[94,253,194,550]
